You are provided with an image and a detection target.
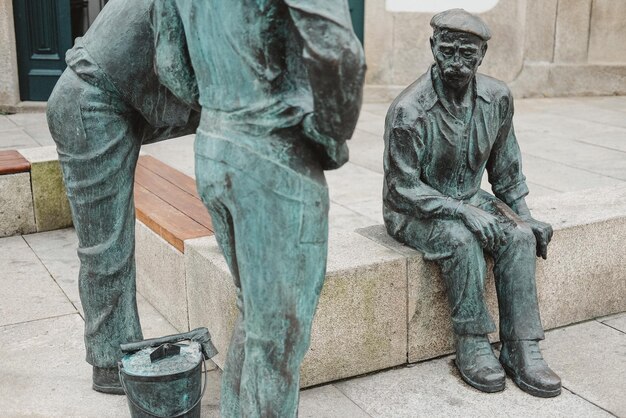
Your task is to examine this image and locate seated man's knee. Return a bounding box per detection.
[448,226,482,255]
[507,224,535,248]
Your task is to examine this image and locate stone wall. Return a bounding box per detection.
[364,0,626,101]
[0,0,20,107]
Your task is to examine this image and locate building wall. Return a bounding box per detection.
[364,0,626,101]
[0,0,20,107]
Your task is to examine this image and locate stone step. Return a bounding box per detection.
[134,155,626,387]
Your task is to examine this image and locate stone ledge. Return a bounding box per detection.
[0,146,71,236]
[135,185,626,386]
[359,185,626,362]
[183,230,408,388]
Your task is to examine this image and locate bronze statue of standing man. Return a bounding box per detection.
[383,9,561,397]
[154,0,366,416]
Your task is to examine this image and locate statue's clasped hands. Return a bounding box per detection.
[457,204,508,250]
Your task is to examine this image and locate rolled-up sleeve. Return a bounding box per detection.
[384,105,462,219]
[486,92,529,205]
[285,0,366,141]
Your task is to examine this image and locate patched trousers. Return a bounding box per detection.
[194,127,329,418]
[47,69,197,368]
[386,190,544,341]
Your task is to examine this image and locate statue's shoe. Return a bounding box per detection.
[500,340,562,398]
[93,366,125,395]
[455,334,505,393]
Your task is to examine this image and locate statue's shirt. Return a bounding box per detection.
[383,66,529,220]
[65,0,193,128]
[159,0,365,144]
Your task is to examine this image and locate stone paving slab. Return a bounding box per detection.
[299,385,371,418]
[23,228,81,312]
[601,312,626,333]
[0,313,129,418]
[542,320,626,417]
[335,352,614,418]
[0,235,75,326]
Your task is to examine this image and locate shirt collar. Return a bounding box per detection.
[419,64,491,110]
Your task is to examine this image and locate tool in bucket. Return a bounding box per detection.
[118,328,218,418]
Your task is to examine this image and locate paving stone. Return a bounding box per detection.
[520,154,626,193]
[326,162,383,206]
[517,135,626,182]
[6,111,48,128]
[0,127,40,150]
[329,202,377,234]
[19,146,72,232]
[0,314,129,417]
[299,385,370,418]
[0,115,16,130]
[542,321,626,417]
[600,312,626,333]
[135,220,189,332]
[186,229,408,388]
[23,228,81,313]
[335,354,613,418]
[350,129,384,174]
[0,235,75,326]
[0,172,36,237]
[347,198,384,225]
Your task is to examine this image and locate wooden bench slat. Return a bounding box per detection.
[137,156,197,197]
[135,164,213,231]
[0,151,30,174]
[134,183,212,252]
[0,150,26,161]
[0,160,30,175]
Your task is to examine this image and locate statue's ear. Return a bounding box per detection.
[478,42,488,65]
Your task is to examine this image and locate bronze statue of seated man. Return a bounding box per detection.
[383,8,561,397]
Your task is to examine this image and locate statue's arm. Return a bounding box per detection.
[151,0,200,110]
[285,0,366,142]
[384,112,464,219]
[487,92,553,258]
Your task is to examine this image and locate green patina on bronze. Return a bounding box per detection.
[153,1,365,416]
[46,0,199,396]
[48,0,365,415]
[383,9,561,398]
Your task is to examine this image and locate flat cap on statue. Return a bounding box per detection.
[430,8,492,41]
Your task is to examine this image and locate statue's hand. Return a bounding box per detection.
[458,204,508,250]
[523,218,553,260]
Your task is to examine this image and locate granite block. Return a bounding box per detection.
[0,172,36,237]
[19,146,72,232]
[185,230,408,388]
[135,220,190,332]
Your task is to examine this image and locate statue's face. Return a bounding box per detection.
[431,31,487,90]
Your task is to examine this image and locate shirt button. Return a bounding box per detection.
[459,178,464,183]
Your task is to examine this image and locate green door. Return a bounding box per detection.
[348,0,365,44]
[13,0,73,101]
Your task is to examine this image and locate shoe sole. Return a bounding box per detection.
[455,360,505,393]
[92,382,126,396]
[501,363,562,398]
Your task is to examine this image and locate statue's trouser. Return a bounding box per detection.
[389,190,545,341]
[194,129,329,418]
[47,69,147,368]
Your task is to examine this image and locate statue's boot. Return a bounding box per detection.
[92,366,125,395]
[455,335,505,393]
[500,340,561,398]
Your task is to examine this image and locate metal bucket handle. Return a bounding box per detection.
[119,356,208,418]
